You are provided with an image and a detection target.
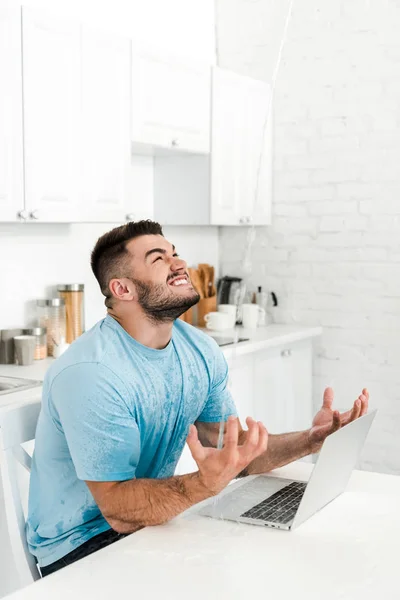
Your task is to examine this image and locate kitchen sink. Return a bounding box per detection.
[0,375,42,396]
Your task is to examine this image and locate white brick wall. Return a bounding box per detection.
[217,0,400,474]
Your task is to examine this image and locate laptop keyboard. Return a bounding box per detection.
[240,481,307,524]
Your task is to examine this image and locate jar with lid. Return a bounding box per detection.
[36,298,66,357]
[57,284,85,343]
[24,327,47,360]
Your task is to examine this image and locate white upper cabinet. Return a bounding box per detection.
[22,7,82,222]
[131,47,211,154]
[0,5,24,221]
[211,67,272,226]
[80,26,131,222]
[153,67,273,226]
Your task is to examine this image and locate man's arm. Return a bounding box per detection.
[88,417,268,533]
[86,472,213,533]
[195,420,311,475]
[195,387,369,476]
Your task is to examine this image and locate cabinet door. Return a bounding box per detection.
[211,67,272,226]
[253,340,313,435]
[175,354,255,476]
[227,354,255,426]
[0,5,24,222]
[22,8,81,222]
[131,47,210,154]
[80,27,131,223]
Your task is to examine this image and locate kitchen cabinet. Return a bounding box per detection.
[0,7,135,224]
[175,338,313,475]
[226,354,255,425]
[175,354,255,477]
[253,339,313,434]
[211,68,272,226]
[80,26,132,222]
[22,8,82,222]
[131,47,210,154]
[0,5,24,222]
[153,66,272,226]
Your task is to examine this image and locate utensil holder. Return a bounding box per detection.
[197,296,217,327]
[178,307,194,325]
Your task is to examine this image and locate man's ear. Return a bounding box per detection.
[109,278,136,302]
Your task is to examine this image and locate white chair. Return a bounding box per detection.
[0,400,42,588]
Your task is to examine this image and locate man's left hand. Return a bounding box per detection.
[308,387,369,452]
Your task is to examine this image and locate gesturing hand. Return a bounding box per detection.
[309,387,369,451]
[186,416,268,496]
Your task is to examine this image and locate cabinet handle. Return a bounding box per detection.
[239,217,245,224]
[30,210,40,220]
[126,213,135,222]
[247,216,252,224]
[171,139,179,147]
[281,349,292,357]
[18,210,29,221]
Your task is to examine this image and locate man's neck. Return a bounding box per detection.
[108,310,174,350]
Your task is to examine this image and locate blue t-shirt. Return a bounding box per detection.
[26,315,236,567]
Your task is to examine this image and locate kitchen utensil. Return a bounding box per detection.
[188,268,204,299]
[204,312,235,331]
[198,263,215,298]
[209,266,216,298]
[13,335,36,366]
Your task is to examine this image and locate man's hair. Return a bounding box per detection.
[91,220,164,308]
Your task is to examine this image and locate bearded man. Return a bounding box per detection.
[27,220,368,576]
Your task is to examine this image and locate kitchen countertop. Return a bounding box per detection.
[6,461,400,600]
[0,324,321,409]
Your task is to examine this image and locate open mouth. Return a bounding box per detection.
[168,275,190,287]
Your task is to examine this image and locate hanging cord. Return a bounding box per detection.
[239,0,296,276]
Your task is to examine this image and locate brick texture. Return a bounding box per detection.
[217,0,400,474]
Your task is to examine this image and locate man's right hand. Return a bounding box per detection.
[186,416,268,496]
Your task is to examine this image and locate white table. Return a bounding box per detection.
[6,462,400,600]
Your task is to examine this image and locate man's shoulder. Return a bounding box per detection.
[44,317,125,388]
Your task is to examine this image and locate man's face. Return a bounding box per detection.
[125,234,200,322]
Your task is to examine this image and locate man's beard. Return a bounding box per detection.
[132,278,200,323]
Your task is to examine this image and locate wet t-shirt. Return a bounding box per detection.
[26,315,236,567]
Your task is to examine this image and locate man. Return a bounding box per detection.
[27,220,369,576]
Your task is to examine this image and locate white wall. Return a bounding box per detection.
[217,0,400,474]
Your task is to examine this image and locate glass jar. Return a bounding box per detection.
[36,298,66,357]
[24,327,47,360]
[57,284,85,343]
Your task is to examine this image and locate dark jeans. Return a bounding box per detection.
[40,528,128,577]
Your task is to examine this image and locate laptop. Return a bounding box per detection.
[199,410,376,530]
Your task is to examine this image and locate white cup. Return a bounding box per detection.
[218,304,237,321]
[241,304,265,329]
[204,311,235,331]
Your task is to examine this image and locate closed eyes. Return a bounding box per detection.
[152,253,179,264]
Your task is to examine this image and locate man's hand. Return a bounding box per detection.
[186,416,268,496]
[308,387,369,452]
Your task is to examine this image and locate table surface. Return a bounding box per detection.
[6,462,400,600]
